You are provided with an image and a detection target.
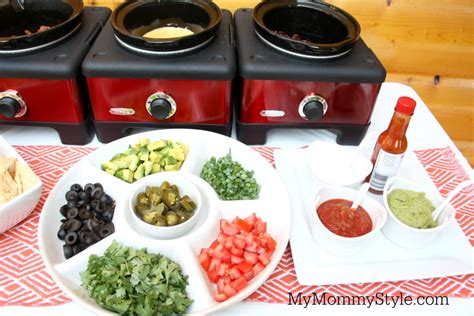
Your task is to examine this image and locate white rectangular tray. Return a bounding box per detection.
[275,148,473,286]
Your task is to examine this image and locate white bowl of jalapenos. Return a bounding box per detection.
[129,172,202,239]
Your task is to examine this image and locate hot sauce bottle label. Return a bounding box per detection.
[369,150,404,191]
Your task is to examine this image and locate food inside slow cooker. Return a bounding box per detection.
[0,3,72,38]
[143,26,194,39]
[24,25,51,35]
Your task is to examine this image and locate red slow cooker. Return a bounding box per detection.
[0,0,110,144]
[82,0,236,143]
[235,1,386,145]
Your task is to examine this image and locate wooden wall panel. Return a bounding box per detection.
[83,0,474,166]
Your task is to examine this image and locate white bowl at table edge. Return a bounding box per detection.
[0,136,42,234]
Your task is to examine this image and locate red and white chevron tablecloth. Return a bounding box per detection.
[0,145,473,307]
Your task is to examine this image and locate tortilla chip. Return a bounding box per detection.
[0,170,18,205]
[0,156,16,176]
[14,169,23,195]
[15,162,37,194]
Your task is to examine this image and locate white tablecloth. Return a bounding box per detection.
[1,83,472,315]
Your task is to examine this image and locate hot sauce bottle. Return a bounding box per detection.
[368,96,417,194]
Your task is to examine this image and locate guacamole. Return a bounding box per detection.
[388,189,437,229]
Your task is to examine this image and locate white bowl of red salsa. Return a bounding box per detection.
[310,186,387,256]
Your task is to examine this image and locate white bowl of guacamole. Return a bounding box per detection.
[382,176,456,249]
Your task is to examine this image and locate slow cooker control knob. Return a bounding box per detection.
[150,98,172,120]
[298,95,328,121]
[0,90,27,118]
[146,92,177,120]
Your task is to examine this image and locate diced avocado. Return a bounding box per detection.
[152,163,161,174]
[111,154,131,169]
[139,138,150,147]
[164,164,179,171]
[102,138,188,183]
[147,140,167,151]
[101,161,118,175]
[149,151,162,163]
[134,164,145,181]
[128,155,140,172]
[139,147,150,162]
[132,143,141,152]
[169,147,186,162]
[166,156,177,165]
[159,147,171,156]
[144,161,153,176]
[123,146,137,156]
[116,169,134,183]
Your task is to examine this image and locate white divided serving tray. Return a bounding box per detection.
[38,129,291,315]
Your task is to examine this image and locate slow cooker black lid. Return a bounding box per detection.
[253,0,361,58]
[111,0,222,55]
[0,0,84,53]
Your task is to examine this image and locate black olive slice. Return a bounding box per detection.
[70,184,83,192]
[78,208,91,220]
[57,229,67,240]
[63,245,73,259]
[84,183,95,192]
[65,232,78,245]
[65,190,79,201]
[66,207,79,219]
[59,204,69,217]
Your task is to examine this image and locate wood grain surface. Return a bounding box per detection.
[84,0,474,166]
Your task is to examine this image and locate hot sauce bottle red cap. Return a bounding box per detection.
[395,96,417,116]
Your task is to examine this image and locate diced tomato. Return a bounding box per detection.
[253,220,267,234]
[217,263,229,277]
[245,234,254,247]
[258,253,271,266]
[235,261,253,273]
[244,251,258,264]
[230,246,244,256]
[209,258,221,272]
[220,219,230,229]
[212,244,224,259]
[244,213,257,227]
[231,277,248,292]
[243,270,254,281]
[222,225,239,236]
[267,236,277,251]
[224,284,237,298]
[198,252,210,270]
[233,237,246,249]
[233,217,252,232]
[265,249,274,259]
[207,269,218,283]
[207,239,220,256]
[214,292,228,302]
[231,255,244,265]
[221,250,231,263]
[210,239,220,249]
[218,233,227,244]
[229,266,242,280]
[252,262,265,275]
[224,236,234,249]
[245,241,258,253]
[200,214,277,299]
[217,278,226,293]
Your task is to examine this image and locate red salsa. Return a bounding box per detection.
[316,199,373,238]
